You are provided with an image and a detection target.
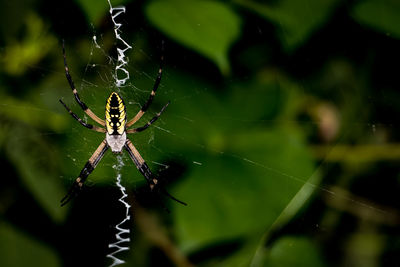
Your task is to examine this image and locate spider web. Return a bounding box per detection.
[56,24,398,265]
[8,3,396,265]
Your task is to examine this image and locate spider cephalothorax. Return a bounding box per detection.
[59,42,185,207]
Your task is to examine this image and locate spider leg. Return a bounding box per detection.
[126,101,169,134]
[61,139,108,206]
[125,139,158,188]
[62,40,105,126]
[124,139,186,206]
[59,100,106,133]
[126,43,164,127]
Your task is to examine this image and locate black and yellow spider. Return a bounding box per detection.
[59,43,185,207]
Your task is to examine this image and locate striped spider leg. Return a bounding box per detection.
[125,139,187,206]
[61,140,108,206]
[125,42,164,128]
[59,99,106,133]
[62,40,105,127]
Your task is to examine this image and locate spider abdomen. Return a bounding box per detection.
[105,92,126,135]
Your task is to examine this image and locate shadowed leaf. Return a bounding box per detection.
[146,0,241,74]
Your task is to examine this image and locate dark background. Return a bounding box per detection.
[0,0,399,266]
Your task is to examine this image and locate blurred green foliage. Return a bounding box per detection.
[1,13,57,76]
[352,0,400,39]
[76,0,127,23]
[0,0,399,266]
[235,0,339,51]
[0,221,60,267]
[264,236,324,267]
[146,0,241,74]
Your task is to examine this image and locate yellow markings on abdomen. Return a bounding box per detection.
[105,92,126,135]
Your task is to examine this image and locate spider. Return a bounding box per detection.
[59,42,186,207]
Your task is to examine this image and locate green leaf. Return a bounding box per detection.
[235,0,338,51]
[171,129,315,251]
[264,236,325,267]
[352,0,400,39]
[0,221,61,267]
[146,0,241,74]
[4,122,67,222]
[75,0,127,24]
[251,169,321,266]
[149,71,316,252]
